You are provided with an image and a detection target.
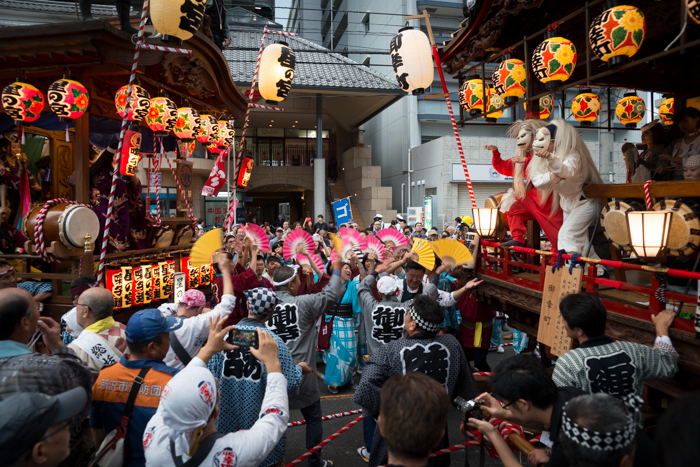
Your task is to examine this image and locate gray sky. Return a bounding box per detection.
[275,0,292,29]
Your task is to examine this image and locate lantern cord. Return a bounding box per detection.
[665,12,687,52]
[96,0,150,283]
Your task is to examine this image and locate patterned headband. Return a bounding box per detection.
[521,124,536,135]
[561,394,643,452]
[272,264,299,287]
[2,133,18,144]
[407,299,442,333]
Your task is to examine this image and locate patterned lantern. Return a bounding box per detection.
[485,89,504,122]
[1,81,45,124]
[389,27,434,95]
[121,266,133,309]
[150,0,206,45]
[118,128,143,177]
[151,262,161,302]
[259,42,296,104]
[196,115,219,144]
[524,94,554,120]
[214,120,234,151]
[689,0,700,25]
[590,5,646,66]
[616,92,645,128]
[132,265,144,306]
[141,258,153,304]
[572,90,601,127]
[532,36,577,90]
[115,84,150,121]
[159,261,171,299]
[47,77,89,122]
[491,57,526,105]
[173,107,201,142]
[146,96,178,137]
[459,76,488,116]
[659,97,674,125]
[105,265,123,311]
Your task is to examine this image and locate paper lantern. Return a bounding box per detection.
[196,115,219,144]
[259,42,296,104]
[142,258,153,304]
[118,129,142,177]
[524,95,554,120]
[173,107,201,142]
[616,92,645,128]
[151,262,161,302]
[491,57,526,105]
[689,0,700,25]
[590,5,646,66]
[659,97,674,125]
[1,81,45,124]
[115,84,150,121]
[105,265,123,311]
[47,77,89,122]
[209,120,234,151]
[199,263,211,286]
[159,261,171,299]
[121,266,133,309]
[459,76,488,116]
[472,208,499,238]
[572,90,601,127]
[532,36,577,90]
[626,211,672,260]
[132,265,144,306]
[389,27,434,95]
[237,157,254,188]
[146,96,178,137]
[150,0,206,44]
[485,89,504,122]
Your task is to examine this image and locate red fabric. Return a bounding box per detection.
[215,267,262,325]
[506,193,563,251]
[298,271,331,295]
[455,291,495,349]
[490,150,532,177]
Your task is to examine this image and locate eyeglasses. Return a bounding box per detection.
[501,399,517,410]
[36,303,44,313]
[41,420,71,441]
[76,302,90,310]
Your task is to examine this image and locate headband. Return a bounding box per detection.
[544,124,557,140]
[686,155,700,168]
[407,299,442,333]
[272,265,299,287]
[2,133,18,144]
[69,281,99,296]
[244,287,279,317]
[520,124,536,135]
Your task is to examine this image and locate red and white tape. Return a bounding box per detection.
[139,43,191,54]
[34,198,76,263]
[250,103,285,111]
[643,179,654,210]
[288,409,362,427]
[286,415,364,467]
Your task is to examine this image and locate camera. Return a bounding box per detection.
[453,397,483,417]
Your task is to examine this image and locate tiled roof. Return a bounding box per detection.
[0,0,118,17]
[224,27,400,92]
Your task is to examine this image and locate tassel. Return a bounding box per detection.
[66,125,69,142]
[18,126,24,144]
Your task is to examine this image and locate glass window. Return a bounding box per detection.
[285,138,307,166]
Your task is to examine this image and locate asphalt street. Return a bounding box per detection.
[284,345,521,467]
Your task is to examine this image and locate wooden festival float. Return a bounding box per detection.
[0,14,246,322]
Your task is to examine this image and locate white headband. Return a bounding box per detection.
[272,265,299,287]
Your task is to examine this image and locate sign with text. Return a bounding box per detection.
[537,267,583,356]
[173,272,186,305]
[332,197,352,225]
[407,206,423,226]
[451,163,514,183]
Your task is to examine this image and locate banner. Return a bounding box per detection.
[332,197,352,225]
[201,153,226,196]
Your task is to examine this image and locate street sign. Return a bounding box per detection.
[333,197,352,224]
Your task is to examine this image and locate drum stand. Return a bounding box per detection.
[24,234,95,275]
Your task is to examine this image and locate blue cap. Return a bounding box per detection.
[126,309,184,343]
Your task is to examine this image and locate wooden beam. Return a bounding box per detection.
[74,110,90,204]
[584,180,700,199]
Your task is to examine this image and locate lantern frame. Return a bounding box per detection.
[572,89,601,128]
[531,33,577,91]
[626,211,672,261]
[491,55,527,105]
[472,208,499,238]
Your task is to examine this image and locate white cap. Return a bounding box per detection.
[377,276,399,295]
[374,214,383,219]
[312,233,321,241]
[396,214,404,221]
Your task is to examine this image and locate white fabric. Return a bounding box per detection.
[158,303,178,317]
[70,329,120,367]
[144,367,289,467]
[61,307,84,338]
[164,294,236,369]
[272,265,299,287]
[532,154,586,212]
[377,276,398,295]
[558,199,599,255]
[499,188,517,213]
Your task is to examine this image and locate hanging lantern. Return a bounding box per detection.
[159,261,171,299]
[208,120,234,152]
[532,35,577,90]
[118,128,142,177]
[459,76,488,117]
[150,0,207,45]
[659,97,674,125]
[1,81,45,125]
[590,4,646,66]
[572,90,601,127]
[524,94,554,120]
[47,77,89,122]
[142,258,153,304]
[485,89,504,122]
[259,42,296,104]
[151,262,161,303]
[491,56,526,105]
[105,265,124,311]
[115,84,151,121]
[626,211,672,260]
[616,92,645,128]
[146,96,178,137]
[173,107,201,142]
[132,265,144,306]
[389,26,434,95]
[196,115,219,144]
[689,0,700,25]
[121,266,133,309]
[472,208,499,238]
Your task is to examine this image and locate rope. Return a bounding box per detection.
[154,152,162,227]
[568,253,582,274]
[139,43,192,53]
[161,141,196,225]
[250,103,285,111]
[552,249,566,272]
[459,417,525,460]
[285,415,364,467]
[643,180,654,210]
[288,409,362,427]
[33,198,76,263]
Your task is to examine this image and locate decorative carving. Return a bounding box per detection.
[56,144,72,199]
[162,54,216,99]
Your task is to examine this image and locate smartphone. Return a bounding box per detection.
[264,222,269,227]
[229,328,259,349]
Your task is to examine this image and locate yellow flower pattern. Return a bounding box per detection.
[554,45,575,65]
[619,10,644,32]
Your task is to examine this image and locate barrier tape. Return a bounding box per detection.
[288,409,362,427]
[250,103,285,111]
[285,415,364,467]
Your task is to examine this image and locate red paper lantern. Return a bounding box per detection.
[173,107,201,141]
[237,157,254,188]
[459,76,488,116]
[118,129,143,177]
[159,261,171,299]
[2,81,45,124]
[151,262,161,302]
[115,84,151,121]
[141,258,153,304]
[105,265,124,311]
[132,265,144,306]
[47,77,89,122]
[196,115,219,144]
[589,5,646,66]
[121,266,133,309]
[532,36,577,90]
[146,96,178,137]
[572,90,601,127]
[491,57,526,105]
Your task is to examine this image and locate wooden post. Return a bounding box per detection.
[74,111,90,204]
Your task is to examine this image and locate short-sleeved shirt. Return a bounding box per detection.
[17,280,52,296]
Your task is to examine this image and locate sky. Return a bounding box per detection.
[275,0,292,29]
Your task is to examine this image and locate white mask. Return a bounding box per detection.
[516,126,533,150]
[532,127,554,153]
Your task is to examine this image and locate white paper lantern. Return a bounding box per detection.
[151,0,207,44]
[389,27,434,95]
[258,42,296,105]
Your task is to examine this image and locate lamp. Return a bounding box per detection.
[626,211,671,260]
[491,56,526,105]
[572,90,601,127]
[459,76,489,116]
[146,95,178,137]
[258,42,296,104]
[659,97,674,125]
[589,3,646,66]
[196,115,219,144]
[485,89,504,122]
[173,107,201,142]
[524,94,554,120]
[115,84,150,122]
[532,34,577,90]
[472,208,499,238]
[689,0,700,25]
[47,76,89,122]
[389,26,434,95]
[150,0,207,45]
[615,92,645,128]
[118,128,142,177]
[1,80,45,125]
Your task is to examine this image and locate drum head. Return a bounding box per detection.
[59,205,100,249]
[653,198,700,256]
[601,200,643,250]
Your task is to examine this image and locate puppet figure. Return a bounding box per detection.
[485,119,563,250]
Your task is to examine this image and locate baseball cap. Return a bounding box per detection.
[126,309,184,343]
[0,387,88,464]
[428,228,439,236]
[396,214,404,221]
[377,276,399,295]
[181,289,205,308]
[276,227,284,232]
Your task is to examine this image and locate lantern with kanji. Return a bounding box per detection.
[209,120,234,152]
[532,35,577,90]
[1,81,45,125]
[590,4,646,66]
[105,265,124,311]
[491,56,526,105]
[524,94,554,120]
[259,42,296,104]
[47,77,89,122]
[389,27,434,95]
[146,96,178,137]
[141,258,153,304]
[485,89,504,122]
[121,266,133,309]
[616,92,645,128]
[689,0,700,25]
[132,264,144,306]
[196,115,219,144]
[150,0,206,45]
[173,107,201,142]
[119,128,142,177]
[659,97,674,125]
[572,90,601,127]
[459,76,489,117]
[115,84,150,122]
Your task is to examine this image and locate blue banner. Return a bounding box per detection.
[332,198,352,224]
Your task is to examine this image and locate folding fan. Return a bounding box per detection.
[376,228,409,249]
[430,239,473,268]
[283,229,315,261]
[190,228,223,267]
[330,237,355,263]
[365,236,386,262]
[411,238,435,271]
[239,223,270,253]
[338,228,368,251]
[297,253,326,271]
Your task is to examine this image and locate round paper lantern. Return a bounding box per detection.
[532,36,577,90]
[459,76,489,116]
[196,115,219,144]
[572,90,601,127]
[659,97,674,125]
[216,120,235,150]
[689,0,700,25]
[389,27,434,95]
[491,57,526,105]
[1,81,45,124]
[47,77,89,122]
[173,107,201,141]
[590,5,646,66]
[115,84,150,121]
[146,96,178,137]
[150,0,206,45]
[259,42,296,104]
[485,89,504,122]
[524,94,554,119]
[616,92,645,128]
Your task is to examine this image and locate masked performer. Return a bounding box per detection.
[485,120,563,250]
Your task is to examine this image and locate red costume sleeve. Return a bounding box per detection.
[491,150,514,177]
[309,273,331,294]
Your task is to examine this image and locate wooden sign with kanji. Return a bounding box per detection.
[537,266,584,356]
